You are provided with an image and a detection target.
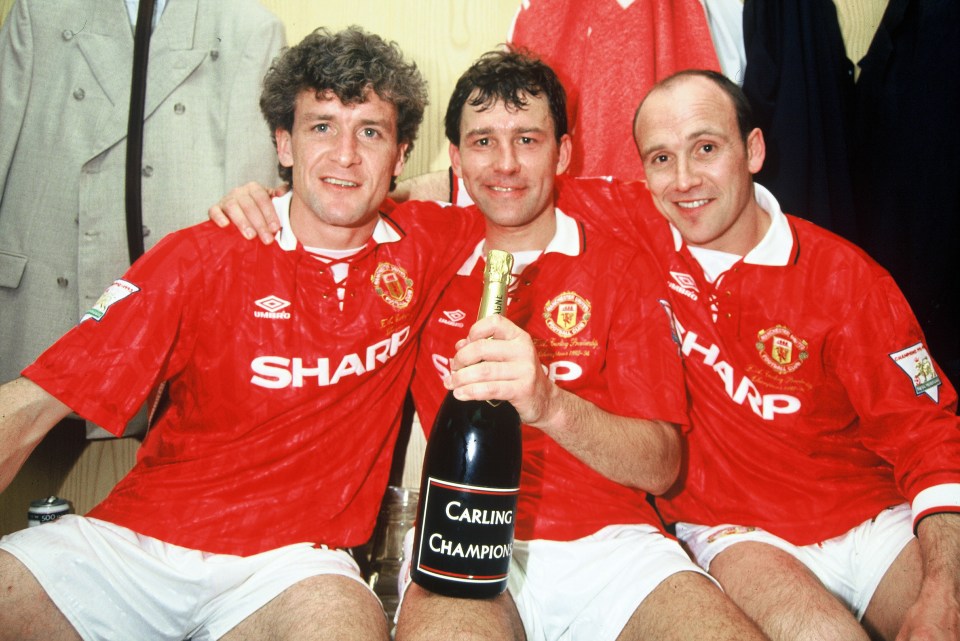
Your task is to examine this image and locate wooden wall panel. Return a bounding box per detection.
[0,425,142,535]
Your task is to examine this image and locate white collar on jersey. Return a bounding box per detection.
[456,208,581,276]
[669,182,793,268]
[272,192,402,252]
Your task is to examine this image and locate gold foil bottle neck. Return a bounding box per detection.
[477,249,514,320]
[484,249,514,285]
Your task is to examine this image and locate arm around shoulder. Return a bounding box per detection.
[0,377,71,493]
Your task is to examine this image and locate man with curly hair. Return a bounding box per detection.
[0,27,480,641]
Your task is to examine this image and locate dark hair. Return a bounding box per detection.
[634,69,755,143]
[444,48,568,146]
[260,26,428,185]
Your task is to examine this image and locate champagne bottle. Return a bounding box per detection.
[410,249,522,598]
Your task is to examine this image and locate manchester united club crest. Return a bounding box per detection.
[543,291,591,338]
[371,262,413,310]
[756,325,808,374]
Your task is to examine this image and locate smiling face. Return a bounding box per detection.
[634,75,767,256]
[449,92,571,251]
[275,89,408,248]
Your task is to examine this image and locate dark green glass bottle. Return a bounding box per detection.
[410,249,522,598]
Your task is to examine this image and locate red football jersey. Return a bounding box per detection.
[25,195,481,556]
[556,177,960,544]
[411,207,687,541]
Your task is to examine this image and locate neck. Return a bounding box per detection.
[289,201,378,250]
[734,199,772,257]
[482,208,557,253]
[691,197,771,257]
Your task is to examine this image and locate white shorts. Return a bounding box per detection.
[675,504,915,620]
[0,515,372,641]
[398,524,716,641]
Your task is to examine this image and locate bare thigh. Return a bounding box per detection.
[862,538,921,641]
[709,542,869,641]
[621,570,768,641]
[222,574,390,641]
[394,583,525,641]
[0,550,81,641]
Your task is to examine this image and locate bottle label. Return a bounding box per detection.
[414,477,519,585]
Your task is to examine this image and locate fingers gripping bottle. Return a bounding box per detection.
[411,249,522,598]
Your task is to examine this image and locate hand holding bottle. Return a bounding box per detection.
[443,314,560,428]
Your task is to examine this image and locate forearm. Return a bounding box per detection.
[0,377,69,492]
[893,512,960,640]
[530,386,681,494]
[447,315,682,493]
[917,513,960,587]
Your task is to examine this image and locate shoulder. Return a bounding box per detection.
[788,214,889,279]
[561,225,662,294]
[159,219,239,244]
[146,220,266,267]
[125,222,285,306]
[584,224,651,260]
[557,175,664,244]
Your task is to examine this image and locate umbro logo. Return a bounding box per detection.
[438,309,466,328]
[668,271,699,301]
[254,295,292,319]
[670,271,697,290]
[443,310,466,323]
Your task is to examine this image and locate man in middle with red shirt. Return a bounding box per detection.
[392,51,767,641]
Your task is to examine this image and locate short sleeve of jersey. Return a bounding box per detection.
[24,228,206,436]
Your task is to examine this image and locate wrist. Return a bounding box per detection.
[530,385,578,436]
